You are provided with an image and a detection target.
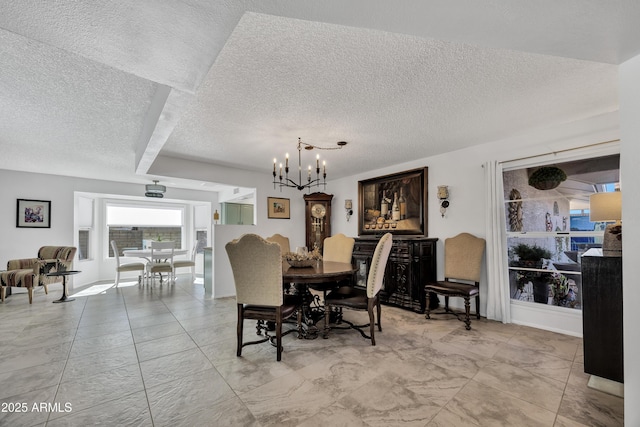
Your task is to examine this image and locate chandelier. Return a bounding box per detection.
[272,138,347,191]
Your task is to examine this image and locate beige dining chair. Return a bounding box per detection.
[310,233,356,306]
[173,244,197,282]
[324,233,392,345]
[111,240,146,287]
[424,232,485,330]
[266,233,291,255]
[147,241,176,284]
[322,233,355,263]
[225,234,301,361]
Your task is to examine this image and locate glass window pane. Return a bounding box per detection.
[503,154,619,311]
[109,226,183,256]
[78,229,90,260]
[106,205,182,226]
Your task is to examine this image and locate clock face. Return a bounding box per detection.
[311,203,326,218]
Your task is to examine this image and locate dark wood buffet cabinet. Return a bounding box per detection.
[353,236,438,313]
[581,249,623,383]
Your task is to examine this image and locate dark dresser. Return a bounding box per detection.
[353,236,438,313]
[581,248,623,383]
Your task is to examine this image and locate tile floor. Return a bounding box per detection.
[0,276,624,426]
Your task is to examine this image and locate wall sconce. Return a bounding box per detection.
[213,209,220,224]
[345,199,353,221]
[437,185,449,217]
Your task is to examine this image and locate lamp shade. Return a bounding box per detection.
[589,192,622,222]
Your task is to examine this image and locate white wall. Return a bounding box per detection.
[619,53,640,427]
[0,169,217,287]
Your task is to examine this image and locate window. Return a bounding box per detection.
[78,229,90,260]
[77,196,94,261]
[503,154,619,311]
[106,204,184,256]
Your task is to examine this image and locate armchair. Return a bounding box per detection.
[1,246,77,304]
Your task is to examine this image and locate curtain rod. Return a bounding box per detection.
[497,138,620,165]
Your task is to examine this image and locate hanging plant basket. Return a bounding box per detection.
[528,166,567,190]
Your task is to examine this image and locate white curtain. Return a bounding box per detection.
[484,160,511,323]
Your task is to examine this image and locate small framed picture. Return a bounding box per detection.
[267,197,290,219]
[17,199,51,228]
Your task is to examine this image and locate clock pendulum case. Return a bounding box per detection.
[303,192,333,251]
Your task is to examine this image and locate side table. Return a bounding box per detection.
[46,270,81,303]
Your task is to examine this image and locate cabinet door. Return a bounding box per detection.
[352,241,376,289]
[412,241,437,311]
[240,204,254,225]
[223,204,241,224]
[353,255,370,288]
[582,255,623,382]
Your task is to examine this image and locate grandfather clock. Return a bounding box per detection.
[303,192,333,251]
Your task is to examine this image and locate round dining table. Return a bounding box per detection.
[282,260,357,339]
[122,248,189,261]
[123,248,189,283]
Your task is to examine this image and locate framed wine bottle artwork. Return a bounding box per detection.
[357,167,428,236]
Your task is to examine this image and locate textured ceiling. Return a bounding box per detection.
[0,1,637,192]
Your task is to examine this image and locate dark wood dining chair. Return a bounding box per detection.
[225,234,301,361]
[324,233,392,345]
[424,232,486,330]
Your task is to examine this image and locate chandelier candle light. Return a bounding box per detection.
[272,138,347,191]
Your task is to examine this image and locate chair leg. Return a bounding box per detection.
[368,303,376,346]
[115,271,120,287]
[276,307,283,361]
[464,297,471,330]
[323,302,330,339]
[475,295,481,319]
[28,288,33,304]
[0,286,5,302]
[425,291,431,319]
[376,298,382,332]
[444,295,450,312]
[236,304,244,357]
[43,284,48,295]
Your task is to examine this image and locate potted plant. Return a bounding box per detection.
[511,243,553,303]
[528,166,567,190]
[511,243,552,268]
[550,272,571,306]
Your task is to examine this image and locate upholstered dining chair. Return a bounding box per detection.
[424,232,486,330]
[310,232,356,306]
[111,240,146,287]
[324,233,392,345]
[322,233,355,263]
[147,241,176,284]
[266,233,291,255]
[173,244,197,282]
[225,234,301,361]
